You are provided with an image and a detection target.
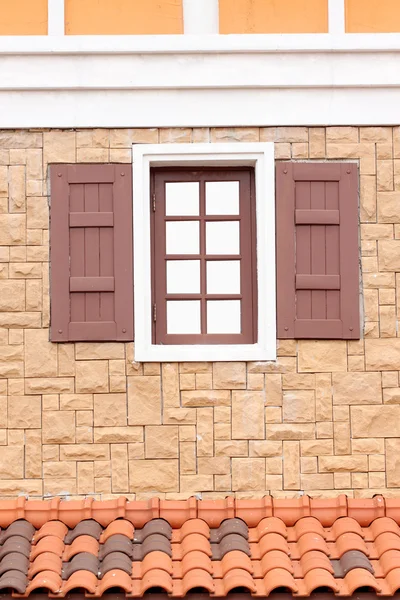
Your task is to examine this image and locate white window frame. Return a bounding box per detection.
[132,142,276,362]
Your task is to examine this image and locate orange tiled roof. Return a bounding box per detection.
[0,496,400,597]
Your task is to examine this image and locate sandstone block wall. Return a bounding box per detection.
[0,126,399,499]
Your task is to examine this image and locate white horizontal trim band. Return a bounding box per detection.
[2,88,400,128]
[2,34,400,127]
[2,49,400,91]
[2,33,400,54]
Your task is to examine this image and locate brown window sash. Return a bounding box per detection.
[151,167,257,345]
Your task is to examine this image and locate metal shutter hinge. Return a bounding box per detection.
[152,193,156,212]
[153,303,157,322]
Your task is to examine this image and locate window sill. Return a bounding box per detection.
[133,342,276,363]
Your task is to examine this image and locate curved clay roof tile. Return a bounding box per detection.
[64,520,102,544]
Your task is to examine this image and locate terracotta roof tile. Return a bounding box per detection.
[2,496,400,596]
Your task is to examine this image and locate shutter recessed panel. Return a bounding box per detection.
[50,164,133,342]
[276,162,360,340]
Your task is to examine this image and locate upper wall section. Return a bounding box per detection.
[219,0,328,34]
[0,0,47,35]
[65,0,183,35]
[345,0,400,33]
[2,0,400,35]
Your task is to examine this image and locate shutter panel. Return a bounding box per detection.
[276,162,360,340]
[50,164,133,342]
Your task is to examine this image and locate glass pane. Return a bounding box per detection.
[167,300,201,334]
[166,221,199,255]
[207,261,241,294]
[166,182,199,216]
[167,260,200,294]
[206,181,240,215]
[206,221,240,255]
[207,300,241,334]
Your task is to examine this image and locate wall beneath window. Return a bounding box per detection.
[0,126,398,499]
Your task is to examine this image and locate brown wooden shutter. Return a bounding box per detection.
[276,162,360,340]
[50,164,133,342]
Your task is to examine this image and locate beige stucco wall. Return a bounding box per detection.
[0,126,399,500]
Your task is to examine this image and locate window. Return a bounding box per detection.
[133,143,276,362]
[151,168,257,345]
[49,153,360,354]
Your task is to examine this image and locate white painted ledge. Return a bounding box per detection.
[2,33,400,53]
[1,33,400,127]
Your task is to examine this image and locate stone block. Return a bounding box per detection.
[319,455,368,473]
[334,422,351,455]
[213,362,246,389]
[232,458,265,491]
[315,373,333,421]
[265,457,283,475]
[128,376,161,425]
[111,444,129,493]
[180,442,196,474]
[283,390,315,422]
[0,282,25,311]
[266,424,315,440]
[300,439,334,456]
[377,161,394,192]
[351,405,400,437]
[309,128,325,158]
[145,426,178,458]
[360,175,377,222]
[383,388,400,404]
[265,374,282,406]
[282,374,315,390]
[0,215,26,245]
[43,461,76,478]
[197,407,214,457]
[215,440,248,457]
[365,339,400,370]
[301,457,317,474]
[94,427,143,443]
[265,407,282,422]
[42,411,75,443]
[180,475,214,493]
[75,361,109,393]
[326,127,359,143]
[247,374,264,390]
[197,457,230,475]
[249,441,282,457]
[332,372,382,404]
[283,441,300,489]
[181,390,230,407]
[162,363,180,408]
[8,396,41,428]
[25,329,58,377]
[380,305,396,337]
[211,127,260,143]
[232,391,265,439]
[378,192,400,222]
[129,459,178,492]
[94,394,127,427]
[298,341,347,372]
[379,241,400,270]
[57,344,76,377]
[75,342,125,360]
[0,447,24,478]
[300,474,334,489]
[0,345,23,377]
[360,127,392,143]
[60,394,93,410]
[9,166,25,212]
[43,131,76,164]
[60,444,110,461]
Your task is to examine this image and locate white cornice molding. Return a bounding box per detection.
[2,33,400,53]
[1,33,400,127]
